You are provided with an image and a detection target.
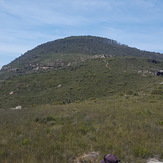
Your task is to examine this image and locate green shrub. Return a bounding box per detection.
[133,146,150,158]
[21,139,30,146]
[156,120,163,126]
[126,90,134,95]
[88,97,96,101]
[46,116,58,122]
[151,89,163,95]
[35,117,40,122]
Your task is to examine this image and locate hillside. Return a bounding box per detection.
[0,95,163,162]
[0,36,163,162]
[0,57,163,109]
[0,35,163,109]
[1,36,163,76]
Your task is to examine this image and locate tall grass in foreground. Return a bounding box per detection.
[0,95,162,163]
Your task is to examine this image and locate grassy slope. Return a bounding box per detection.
[0,53,90,80]
[0,57,163,162]
[0,57,163,109]
[0,95,163,163]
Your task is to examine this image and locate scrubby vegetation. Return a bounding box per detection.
[1,36,162,76]
[0,95,162,162]
[0,36,163,162]
[0,57,163,109]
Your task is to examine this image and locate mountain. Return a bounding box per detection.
[0,35,163,109]
[0,55,163,109]
[0,36,163,162]
[1,36,162,75]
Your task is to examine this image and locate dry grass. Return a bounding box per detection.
[0,95,163,163]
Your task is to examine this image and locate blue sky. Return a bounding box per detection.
[0,0,163,68]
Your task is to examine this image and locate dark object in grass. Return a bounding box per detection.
[147,59,160,64]
[100,154,120,163]
[157,70,163,76]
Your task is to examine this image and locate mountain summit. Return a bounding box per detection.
[0,35,163,109]
[1,36,162,73]
[0,36,163,163]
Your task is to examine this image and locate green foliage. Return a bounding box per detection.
[151,89,163,95]
[0,57,163,109]
[156,120,163,126]
[46,116,58,122]
[21,138,30,146]
[1,36,163,79]
[0,96,162,162]
[133,146,150,158]
[0,36,163,163]
[126,90,134,95]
